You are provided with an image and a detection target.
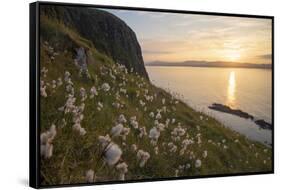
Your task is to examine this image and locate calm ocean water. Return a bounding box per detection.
[146,66,272,145]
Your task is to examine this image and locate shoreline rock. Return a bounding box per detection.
[208,103,272,130]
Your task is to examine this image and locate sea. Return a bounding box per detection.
[146,66,272,146]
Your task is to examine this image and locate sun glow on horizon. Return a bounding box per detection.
[108,9,272,64]
[224,50,241,62]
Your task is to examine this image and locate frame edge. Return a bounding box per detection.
[30,1,40,189]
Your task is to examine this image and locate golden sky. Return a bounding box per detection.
[107,10,272,64]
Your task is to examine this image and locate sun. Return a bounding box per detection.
[225,50,241,62]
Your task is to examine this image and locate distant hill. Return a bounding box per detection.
[146,60,272,69]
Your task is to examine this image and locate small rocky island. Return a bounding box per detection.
[209,103,272,130]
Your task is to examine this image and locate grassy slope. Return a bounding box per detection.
[40,16,272,185]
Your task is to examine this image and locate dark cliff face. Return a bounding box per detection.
[41,5,149,79]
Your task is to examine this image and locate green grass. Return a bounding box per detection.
[39,17,272,185]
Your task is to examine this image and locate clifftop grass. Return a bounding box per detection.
[39,17,272,186]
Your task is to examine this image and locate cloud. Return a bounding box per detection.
[257,54,272,60]
[142,50,174,54]
[105,8,272,63]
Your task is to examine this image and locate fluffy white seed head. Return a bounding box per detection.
[130,117,139,129]
[118,114,127,124]
[203,150,208,158]
[155,112,162,120]
[149,127,160,141]
[98,135,111,148]
[90,86,98,98]
[104,143,122,166]
[137,150,150,167]
[40,86,48,97]
[85,169,95,183]
[116,162,128,180]
[41,143,53,159]
[101,83,111,92]
[131,144,138,152]
[195,159,202,168]
[111,123,124,137]
[72,123,86,136]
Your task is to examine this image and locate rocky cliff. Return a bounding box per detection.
[41,5,149,79]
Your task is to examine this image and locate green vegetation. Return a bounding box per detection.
[39,16,272,186]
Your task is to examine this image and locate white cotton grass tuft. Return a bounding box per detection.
[155,112,162,120]
[57,77,63,86]
[118,114,127,124]
[175,169,179,177]
[40,124,57,159]
[49,124,57,139]
[72,112,84,124]
[116,162,128,180]
[137,149,150,167]
[149,127,160,143]
[85,169,95,183]
[156,123,165,131]
[72,123,87,136]
[80,87,87,101]
[195,159,202,168]
[64,71,71,82]
[97,102,103,111]
[112,102,121,109]
[130,116,139,129]
[40,85,48,98]
[98,134,111,147]
[168,142,177,153]
[51,80,57,89]
[131,144,138,152]
[41,67,48,77]
[139,126,147,138]
[41,143,53,159]
[149,112,154,118]
[165,118,171,127]
[40,124,56,145]
[119,88,127,94]
[154,146,159,155]
[120,127,130,141]
[90,86,98,98]
[111,123,124,137]
[66,84,74,95]
[139,100,145,107]
[60,95,76,113]
[202,150,208,158]
[101,83,111,92]
[104,143,122,166]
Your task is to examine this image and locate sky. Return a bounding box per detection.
[103,9,272,64]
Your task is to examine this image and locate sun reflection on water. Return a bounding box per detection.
[227,71,236,108]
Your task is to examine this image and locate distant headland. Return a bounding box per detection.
[145,60,272,69]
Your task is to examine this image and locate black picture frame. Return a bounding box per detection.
[30,1,274,188]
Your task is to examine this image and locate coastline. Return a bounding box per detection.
[145,64,272,70]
